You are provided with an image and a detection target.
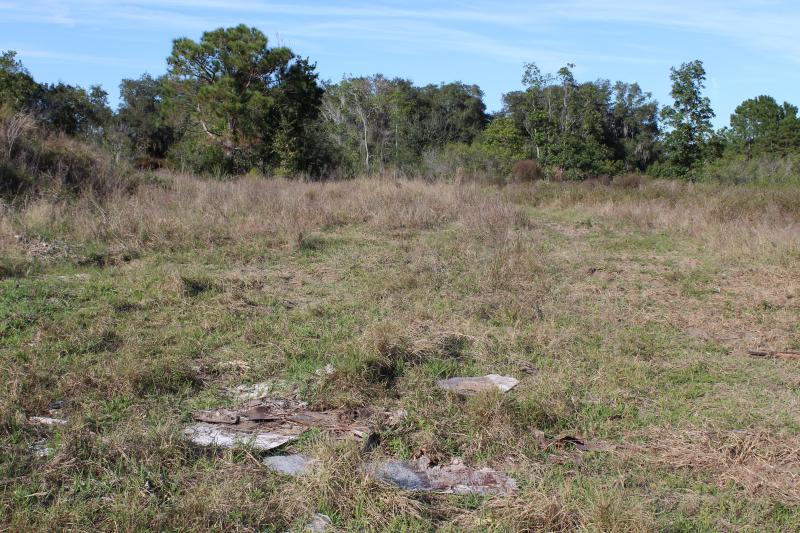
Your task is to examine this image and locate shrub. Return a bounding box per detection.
[612,172,645,189]
[1,110,131,197]
[583,174,611,187]
[698,154,800,186]
[421,142,506,184]
[511,159,542,182]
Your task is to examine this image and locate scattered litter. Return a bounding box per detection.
[387,408,407,427]
[547,435,616,453]
[361,432,381,453]
[29,416,67,426]
[185,398,371,450]
[193,409,239,424]
[314,364,335,376]
[184,422,301,451]
[30,440,53,457]
[263,454,318,476]
[370,456,517,495]
[748,349,800,361]
[226,382,273,402]
[437,374,519,396]
[304,513,333,532]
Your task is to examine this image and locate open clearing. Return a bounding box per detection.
[2,176,800,531]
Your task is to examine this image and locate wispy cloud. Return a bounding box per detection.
[11,47,148,69]
[5,0,798,63]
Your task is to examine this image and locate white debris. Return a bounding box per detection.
[29,416,68,426]
[184,422,299,451]
[226,382,272,402]
[436,374,519,396]
[31,440,53,457]
[314,364,335,376]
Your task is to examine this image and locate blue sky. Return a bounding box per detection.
[1,0,799,127]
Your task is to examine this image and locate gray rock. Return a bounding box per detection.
[305,513,332,532]
[373,460,426,490]
[370,456,517,495]
[263,454,317,476]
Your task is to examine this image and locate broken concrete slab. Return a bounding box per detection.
[436,374,519,396]
[184,422,302,451]
[263,454,318,476]
[186,398,372,451]
[30,439,53,457]
[370,456,517,496]
[29,416,67,426]
[193,409,239,424]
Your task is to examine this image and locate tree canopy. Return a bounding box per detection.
[2,29,799,183]
[166,24,323,174]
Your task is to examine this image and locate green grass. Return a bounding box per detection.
[2,177,799,531]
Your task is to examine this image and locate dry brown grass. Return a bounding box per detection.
[509,179,800,260]
[0,173,527,258]
[633,428,800,505]
[3,172,800,531]
[4,173,799,266]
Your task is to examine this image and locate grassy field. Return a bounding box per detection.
[1,175,799,531]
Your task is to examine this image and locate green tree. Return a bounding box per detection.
[36,83,112,136]
[118,74,176,158]
[504,63,639,178]
[729,95,800,157]
[479,116,524,171]
[610,82,659,170]
[660,60,715,176]
[417,82,487,147]
[166,24,323,174]
[0,51,39,111]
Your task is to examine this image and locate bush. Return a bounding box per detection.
[511,159,542,182]
[612,173,645,189]
[583,174,611,187]
[421,142,506,184]
[698,154,800,186]
[0,110,131,197]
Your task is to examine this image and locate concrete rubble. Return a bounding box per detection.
[436,374,519,396]
[184,398,370,450]
[369,456,517,496]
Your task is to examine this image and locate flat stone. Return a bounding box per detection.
[305,513,333,532]
[436,374,519,396]
[263,454,317,476]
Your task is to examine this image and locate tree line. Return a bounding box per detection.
[2,24,800,183]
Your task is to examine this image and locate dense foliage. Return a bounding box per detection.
[2,24,800,188]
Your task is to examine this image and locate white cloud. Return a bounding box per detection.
[3,1,799,66]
